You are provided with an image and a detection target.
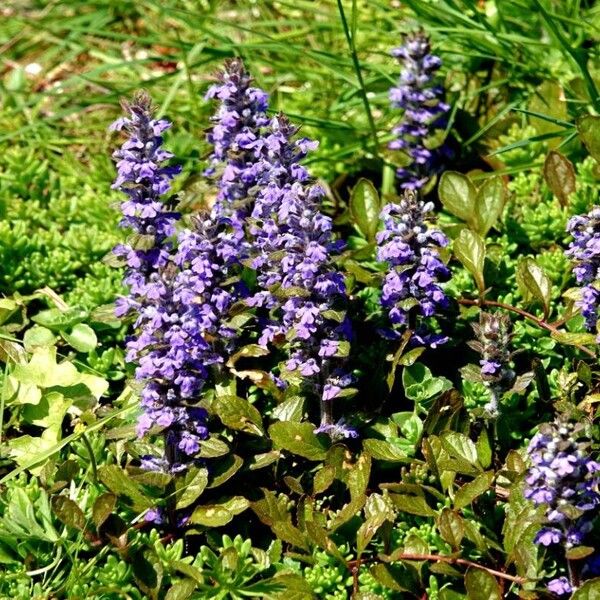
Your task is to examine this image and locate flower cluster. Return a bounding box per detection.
[468,312,515,417]
[246,114,354,436]
[111,93,209,472]
[205,58,270,219]
[376,191,449,345]
[389,32,450,191]
[566,207,600,334]
[525,418,600,595]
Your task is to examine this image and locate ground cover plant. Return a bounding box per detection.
[1,1,600,598]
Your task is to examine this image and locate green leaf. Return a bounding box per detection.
[464,569,501,600]
[272,395,305,422]
[189,505,233,527]
[176,468,208,509]
[402,363,452,405]
[269,421,328,461]
[453,229,486,294]
[437,509,464,550]
[23,326,56,351]
[363,439,409,462]
[544,150,576,206]
[516,258,552,316]
[551,330,597,347]
[389,494,436,517]
[440,432,480,469]
[198,437,229,458]
[454,471,494,510]
[98,465,152,511]
[474,177,505,236]
[189,496,249,528]
[212,395,264,436]
[92,493,116,529]
[61,323,97,353]
[313,465,336,495]
[165,580,197,600]
[357,511,388,558]
[439,171,477,222]
[350,178,381,242]
[207,454,243,489]
[578,115,600,163]
[369,564,412,593]
[32,307,87,332]
[52,496,86,531]
[572,577,600,599]
[566,546,595,560]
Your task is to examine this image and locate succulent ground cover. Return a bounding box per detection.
[1,1,600,598]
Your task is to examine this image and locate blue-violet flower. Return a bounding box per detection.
[389,32,450,191]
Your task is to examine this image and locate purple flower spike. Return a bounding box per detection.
[566,206,600,333]
[376,191,450,344]
[389,32,450,191]
[525,418,600,549]
[206,58,270,219]
[111,92,209,474]
[468,312,516,418]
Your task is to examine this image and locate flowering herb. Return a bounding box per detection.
[566,206,600,335]
[389,32,450,191]
[111,93,209,473]
[247,115,354,436]
[467,312,515,418]
[376,191,450,346]
[525,418,600,595]
[205,57,270,219]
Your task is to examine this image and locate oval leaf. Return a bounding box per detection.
[439,171,477,222]
[453,229,486,294]
[544,150,576,206]
[350,178,381,242]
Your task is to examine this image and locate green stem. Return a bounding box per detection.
[336,0,380,159]
[80,432,98,483]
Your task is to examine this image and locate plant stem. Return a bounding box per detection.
[336,0,380,159]
[458,297,596,358]
[347,554,526,585]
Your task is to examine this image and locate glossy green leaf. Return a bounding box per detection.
[474,177,505,236]
[454,471,494,510]
[453,229,486,294]
[516,258,552,316]
[52,496,86,531]
[176,468,208,509]
[464,568,501,600]
[572,577,600,599]
[269,421,328,461]
[97,465,152,511]
[544,150,576,206]
[61,323,97,353]
[578,115,600,163]
[389,493,436,517]
[437,508,464,549]
[165,580,197,600]
[350,178,381,241]
[439,171,477,222]
[92,493,116,529]
[212,395,264,436]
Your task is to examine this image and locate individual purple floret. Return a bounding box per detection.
[566,207,600,334]
[205,58,270,219]
[376,191,449,345]
[111,91,181,319]
[547,577,573,597]
[467,312,516,418]
[389,32,450,191]
[525,418,600,560]
[247,114,353,434]
[111,93,209,473]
